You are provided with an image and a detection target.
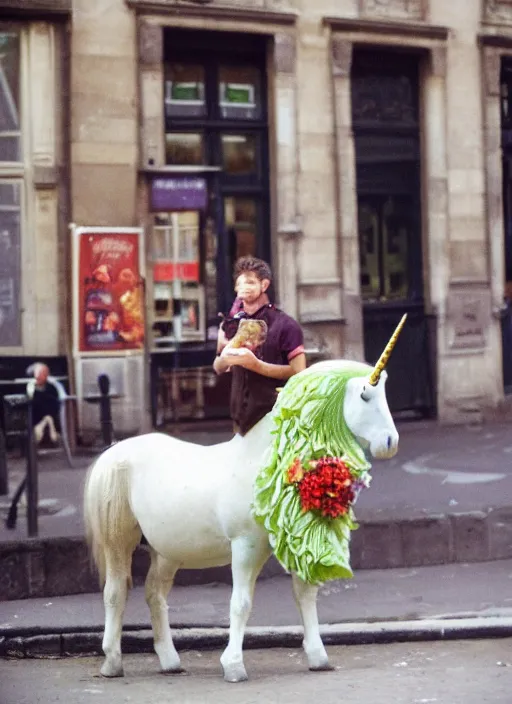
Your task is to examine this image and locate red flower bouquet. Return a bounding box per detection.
[287,456,356,519]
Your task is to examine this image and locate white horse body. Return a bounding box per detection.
[84,358,402,683]
[118,420,271,568]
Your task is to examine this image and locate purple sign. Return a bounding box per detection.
[151,177,207,211]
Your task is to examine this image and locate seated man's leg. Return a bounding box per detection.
[32,392,61,445]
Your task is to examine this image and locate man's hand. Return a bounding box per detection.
[221,347,260,372]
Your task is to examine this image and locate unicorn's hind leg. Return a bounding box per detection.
[291,572,333,672]
[100,534,139,678]
[145,548,182,674]
[220,534,271,683]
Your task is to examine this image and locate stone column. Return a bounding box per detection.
[331,37,364,361]
[423,46,449,318]
[483,46,506,313]
[481,44,508,407]
[274,32,300,319]
[435,40,501,422]
[139,20,165,169]
[25,22,60,355]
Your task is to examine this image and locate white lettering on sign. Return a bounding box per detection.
[91,237,134,257]
[153,178,206,191]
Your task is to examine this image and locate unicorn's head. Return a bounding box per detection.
[342,366,398,460]
[296,360,398,462]
[274,315,406,466]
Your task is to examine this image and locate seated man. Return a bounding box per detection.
[27,363,61,446]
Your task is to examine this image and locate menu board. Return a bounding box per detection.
[73,228,145,354]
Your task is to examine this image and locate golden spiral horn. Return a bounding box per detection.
[368,313,408,387]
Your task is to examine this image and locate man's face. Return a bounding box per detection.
[35,366,49,385]
[235,272,269,304]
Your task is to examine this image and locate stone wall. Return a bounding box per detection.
[70,0,138,227]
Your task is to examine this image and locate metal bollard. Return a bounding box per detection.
[98,374,113,448]
[0,427,7,496]
[25,399,38,537]
[4,394,38,536]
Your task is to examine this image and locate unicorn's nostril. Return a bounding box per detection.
[387,435,392,450]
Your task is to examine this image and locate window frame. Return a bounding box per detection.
[0,23,26,352]
[163,30,271,321]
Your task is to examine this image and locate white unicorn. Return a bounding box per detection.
[84,316,406,682]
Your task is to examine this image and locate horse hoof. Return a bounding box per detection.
[161,666,186,675]
[222,664,248,683]
[309,662,334,672]
[100,661,124,678]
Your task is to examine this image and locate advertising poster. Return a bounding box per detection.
[74,229,145,353]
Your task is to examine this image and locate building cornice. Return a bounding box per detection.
[479,27,512,49]
[126,0,297,26]
[0,0,71,17]
[323,16,449,42]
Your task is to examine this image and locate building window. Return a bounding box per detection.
[0,27,22,347]
[0,30,21,163]
[162,30,270,328]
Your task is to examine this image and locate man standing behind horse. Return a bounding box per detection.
[214,256,306,435]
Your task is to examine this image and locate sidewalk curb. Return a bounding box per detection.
[2,617,512,660]
[2,504,512,601]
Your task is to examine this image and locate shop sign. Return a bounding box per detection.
[153,261,199,283]
[73,228,145,354]
[151,177,207,211]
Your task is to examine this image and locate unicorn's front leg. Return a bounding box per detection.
[291,572,333,672]
[221,535,270,683]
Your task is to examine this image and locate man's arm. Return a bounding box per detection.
[251,352,305,380]
[213,327,231,375]
[221,349,305,380]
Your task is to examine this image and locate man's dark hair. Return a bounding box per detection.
[234,256,272,283]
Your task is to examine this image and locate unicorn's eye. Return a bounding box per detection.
[360,386,370,403]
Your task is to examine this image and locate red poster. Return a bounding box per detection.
[77,231,145,352]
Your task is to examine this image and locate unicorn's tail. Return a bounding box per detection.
[83,447,140,588]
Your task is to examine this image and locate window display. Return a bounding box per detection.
[164,63,206,118]
[150,211,205,347]
[218,65,262,120]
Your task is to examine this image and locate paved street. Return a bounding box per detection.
[1,640,511,703]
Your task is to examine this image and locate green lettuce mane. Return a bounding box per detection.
[252,362,372,584]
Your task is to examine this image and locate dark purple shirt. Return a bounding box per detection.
[222,303,304,435]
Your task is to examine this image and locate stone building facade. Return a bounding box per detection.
[3,0,512,429]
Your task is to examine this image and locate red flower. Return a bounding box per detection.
[289,456,356,519]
